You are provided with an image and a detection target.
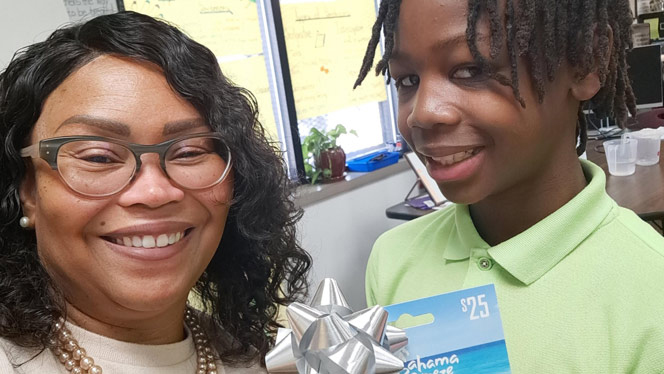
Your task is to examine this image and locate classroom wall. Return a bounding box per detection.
[0,1,69,68]
[297,169,413,310]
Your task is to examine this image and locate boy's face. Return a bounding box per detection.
[390,0,582,204]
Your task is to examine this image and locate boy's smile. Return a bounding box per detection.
[390,0,586,210]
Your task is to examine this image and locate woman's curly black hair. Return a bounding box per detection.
[0,11,311,364]
[355,0,636,156]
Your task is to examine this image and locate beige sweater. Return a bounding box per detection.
[0,322,266,374]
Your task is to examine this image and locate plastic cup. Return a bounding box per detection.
[603,137,638,176]
[625,130,661,166]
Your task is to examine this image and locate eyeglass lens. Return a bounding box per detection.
[56,136,230,196]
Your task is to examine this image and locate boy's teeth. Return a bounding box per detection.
[116,232,184,248]
[432,149,477,166]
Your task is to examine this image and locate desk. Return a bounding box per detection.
[587,139,664,222]
[385,200,434,220]
[386,140,664,231]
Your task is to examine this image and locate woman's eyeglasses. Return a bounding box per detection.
[20,133,232,197]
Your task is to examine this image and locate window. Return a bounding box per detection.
[117,0,398,180]
[277,0,398,160]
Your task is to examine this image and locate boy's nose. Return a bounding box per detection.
[407,78,462,130]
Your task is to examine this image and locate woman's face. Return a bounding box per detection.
[20,56,233,320]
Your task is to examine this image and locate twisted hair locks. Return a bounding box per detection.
[355,0,636,155]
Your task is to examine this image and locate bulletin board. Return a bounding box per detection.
[279,0,388,121]
[117,0,279,140]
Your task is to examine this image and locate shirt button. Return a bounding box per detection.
[478,257,493,271]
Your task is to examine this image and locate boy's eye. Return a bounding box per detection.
[453,66,485,79]
[395,75,419,89]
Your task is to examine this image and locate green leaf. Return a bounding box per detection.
[311,170,322,185]
[329,124,347,139]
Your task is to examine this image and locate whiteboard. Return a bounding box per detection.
[63,0,118,22]
[0,0,69,68]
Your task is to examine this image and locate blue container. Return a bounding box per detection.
[346,151,400,172]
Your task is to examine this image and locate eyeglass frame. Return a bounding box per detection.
[19,132,233,197]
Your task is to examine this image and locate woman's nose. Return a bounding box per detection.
[116,154,185,208]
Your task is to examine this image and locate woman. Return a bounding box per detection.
[0,11,311,373]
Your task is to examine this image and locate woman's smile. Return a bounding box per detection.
[106,231,187,249]
[102,228,193,261]
[99,221,195,261]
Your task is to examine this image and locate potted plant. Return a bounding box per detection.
[301,124,357,184]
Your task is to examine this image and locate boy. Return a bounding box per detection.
[355,0,664,371]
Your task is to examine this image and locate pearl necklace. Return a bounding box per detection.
[50,308,219,374]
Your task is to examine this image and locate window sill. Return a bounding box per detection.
[295,158,411,208]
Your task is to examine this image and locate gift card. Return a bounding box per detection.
[384,284,511,374]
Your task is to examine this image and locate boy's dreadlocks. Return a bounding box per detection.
[355,0,636,155]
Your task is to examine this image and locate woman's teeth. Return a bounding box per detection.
[431,148,480,166]
[111,232,184,248]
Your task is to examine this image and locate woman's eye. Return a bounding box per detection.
[84,155,113,163]
[395,75,419,89]
[172,148,208,160]
[453,66,484,79]
[76,151,122,164]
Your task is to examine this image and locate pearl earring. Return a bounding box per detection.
[19,216,30,228]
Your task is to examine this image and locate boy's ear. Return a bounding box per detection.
[570,72,601,101]
[19,165,37,227]
[571,24,613,102]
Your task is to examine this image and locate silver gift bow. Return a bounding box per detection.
[266,278,408,374]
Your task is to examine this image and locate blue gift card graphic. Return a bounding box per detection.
[384,284,511,374]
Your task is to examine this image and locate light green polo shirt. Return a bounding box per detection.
[366,160,664,373]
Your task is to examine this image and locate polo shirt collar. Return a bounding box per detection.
[443,160,615,285]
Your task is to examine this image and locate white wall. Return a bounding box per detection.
[298,169,414,310]
[0,1,69,68]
